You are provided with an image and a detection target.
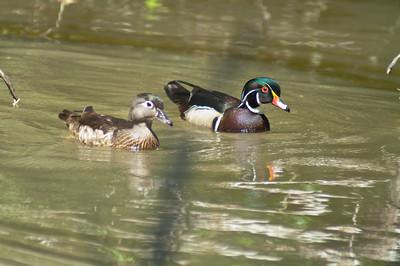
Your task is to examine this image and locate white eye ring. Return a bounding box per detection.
[143,101,154,109]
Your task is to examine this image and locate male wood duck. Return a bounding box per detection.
[164,77,290,133]
[58,93,173,151]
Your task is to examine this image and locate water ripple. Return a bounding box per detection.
[181,235,282,262]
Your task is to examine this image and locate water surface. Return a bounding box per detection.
[0,1,399,265]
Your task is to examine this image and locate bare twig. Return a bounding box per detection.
[0,69,20,107]
[43,0,77,36]
[387,53,400,75]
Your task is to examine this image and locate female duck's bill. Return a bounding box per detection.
[0,69,20,107]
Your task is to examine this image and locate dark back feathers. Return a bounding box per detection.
[59,106,132,133]
[164,80,240,114]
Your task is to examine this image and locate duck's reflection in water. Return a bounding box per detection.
[76,144,115,163]
[210,133,283,182]
[76,144,165,197]
[74,131,285,200]
[76,143,189,263]
[74,134,288,264]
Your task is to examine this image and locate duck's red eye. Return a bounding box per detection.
[261,86,269,93]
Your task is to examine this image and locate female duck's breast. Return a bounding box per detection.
[112,128,160,151]
[217,108,270,133]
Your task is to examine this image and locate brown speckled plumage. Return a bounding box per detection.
[59,94,172,151]
[112,124,160,150]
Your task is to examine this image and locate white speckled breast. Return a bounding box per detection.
[78,125,114,146]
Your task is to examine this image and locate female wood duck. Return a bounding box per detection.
[58,93,173,151]
[164,77,290,133]
[0,68,20,106]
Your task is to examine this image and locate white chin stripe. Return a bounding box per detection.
[256,92,261,105]
[246,101,260,114]
[238,89,259,109]
[241,89,258,103]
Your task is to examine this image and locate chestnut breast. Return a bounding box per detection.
[217,108,270,133]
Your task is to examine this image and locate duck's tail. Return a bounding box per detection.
[58,109,74,121]
[164,80,192,118]
[58,109,82,125]
[59,109,83,135]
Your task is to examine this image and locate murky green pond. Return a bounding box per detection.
[0,1,399,265]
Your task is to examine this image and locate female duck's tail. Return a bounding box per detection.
[58,109,74,121]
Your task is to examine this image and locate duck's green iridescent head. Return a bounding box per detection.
[239,77,290,113]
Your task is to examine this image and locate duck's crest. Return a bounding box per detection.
[83,106,95,113]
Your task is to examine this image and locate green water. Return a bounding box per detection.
[0,1,399,265]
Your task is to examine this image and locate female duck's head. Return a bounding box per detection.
[239,77,290,113]
[129,93,173,127]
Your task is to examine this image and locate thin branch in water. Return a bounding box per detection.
[386,53,400,75]
[43,0,78,36]
[0,69,20,107]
